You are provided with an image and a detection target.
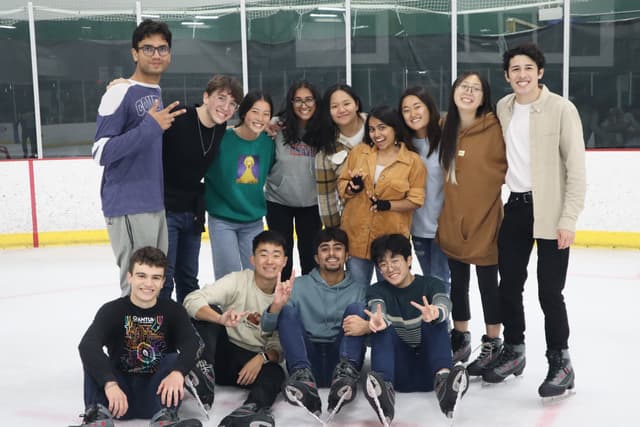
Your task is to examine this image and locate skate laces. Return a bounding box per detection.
[196,359,215,383]
[291,367,316,384]
[544,351,564,381]
[334,360,358,381]
[477,340,497,361]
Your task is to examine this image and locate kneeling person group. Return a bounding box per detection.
[73,229,466,427]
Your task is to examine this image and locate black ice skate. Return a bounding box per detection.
[185,359,215,409]
[435,364,469,418]
[69,403,114,427]
[482,343,526,384]
[328,358,360,414]
[538,349,575,399]
[364,371,395,426]
[150,407,202,427]
[218,403,274,427]
[467,335,503,377]
[451,329,471,363]
[283,367,322,416]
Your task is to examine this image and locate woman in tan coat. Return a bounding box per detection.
[436,72,507,376]
[339,105,426,288]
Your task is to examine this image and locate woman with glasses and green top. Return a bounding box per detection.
[264,81,324,277]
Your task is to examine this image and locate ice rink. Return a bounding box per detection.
[0,243,638,427]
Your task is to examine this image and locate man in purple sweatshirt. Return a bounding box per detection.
[92,19,186,295]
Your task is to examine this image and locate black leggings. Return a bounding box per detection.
[448,258,500,325]
[193,306,285,409]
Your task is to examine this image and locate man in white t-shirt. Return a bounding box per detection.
[483,43,586,400]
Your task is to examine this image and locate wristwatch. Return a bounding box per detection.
[261,352,269,364]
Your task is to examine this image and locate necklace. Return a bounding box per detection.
[196,111,216,157]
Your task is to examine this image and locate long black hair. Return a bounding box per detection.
[439,72,494,174]
[236,89,273,127]
[399,86,441,158]
[277,80,322,146]
[308,83,363,154]
[364,105,417,153]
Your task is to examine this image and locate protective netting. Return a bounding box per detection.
[2,1,638,23]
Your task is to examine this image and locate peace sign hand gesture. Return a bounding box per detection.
[363,303,388,333]
[148,99,186,130]
[410,295,440,323]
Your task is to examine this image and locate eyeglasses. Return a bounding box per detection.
[377,257,404,271]
[457,83,483,94]
[137,45,171,57]
[292,97,315,107]
[214,95,239,112]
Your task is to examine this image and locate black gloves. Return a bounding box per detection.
[347,175,365,194]
[370,198,391,211]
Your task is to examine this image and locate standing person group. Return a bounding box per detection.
[79,17,586,426]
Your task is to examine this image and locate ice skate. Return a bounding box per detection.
[327,358,360,414]
[451,329,471,363]
[150,407,202,427]
[482,343,526,385]
[218,403,274,427]
[184,359,214,419]
[283,367,322,416]
[364,371,395,427]
[435,364,469,419]
[538,349,576,400]
[467,335,502,377]
[69,403,114,427]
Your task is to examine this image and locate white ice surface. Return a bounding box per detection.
[0,244,638,426]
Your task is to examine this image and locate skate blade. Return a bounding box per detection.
[287,393,325,425]
[541,388,576,404]
[184,377,211,420]
[481,374,525,388]
[325,392,349,425]
[365,376,390,427]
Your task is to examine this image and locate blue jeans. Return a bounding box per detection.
[347,256,383,287]
[278,303,366,387]
[370,321,452,392]
[161,211,202,303]
[209,215,264,280]
[412,236,451,292]
[83,353,179,419]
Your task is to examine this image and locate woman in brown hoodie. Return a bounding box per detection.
[436,72,507,377]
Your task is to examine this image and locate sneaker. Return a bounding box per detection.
[149,407,202,427]
[69,403,114,427]
[467,335,503,376]
[185,359,215,408]
[364,371,395,425]
[435,365,469,418]
[538,349,575,398]
[451,329,471,363]
[328,358,360,413]
[283,367,322,415]
[482,343,526,383]
[218,403,274,427]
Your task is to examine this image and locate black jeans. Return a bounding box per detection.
[498,194,571,350]
[193,307,285,409]
[266,201,323,278]
[448,258,500,325]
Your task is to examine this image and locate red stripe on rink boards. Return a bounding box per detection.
[28,159,39,248]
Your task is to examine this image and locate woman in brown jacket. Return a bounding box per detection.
[339,105,426,288]
[436,72,507,376]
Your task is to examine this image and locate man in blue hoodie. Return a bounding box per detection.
[261,228,368,418]
[92,19,186,295]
